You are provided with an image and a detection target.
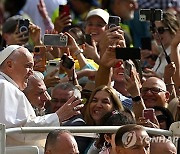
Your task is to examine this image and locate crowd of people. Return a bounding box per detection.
[0,0,180,154]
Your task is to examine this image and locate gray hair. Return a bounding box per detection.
[52,82,81,99]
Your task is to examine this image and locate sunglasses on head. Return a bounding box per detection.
[152,27,169,34]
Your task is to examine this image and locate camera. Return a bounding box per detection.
[139,9,163,22]
[108,16,121,29]
[61,54,74,69]
[43,34,68,47]
[18,19,29,37]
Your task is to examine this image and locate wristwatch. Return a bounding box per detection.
[132,96,141,102]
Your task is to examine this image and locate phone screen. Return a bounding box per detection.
[143,108,155,122]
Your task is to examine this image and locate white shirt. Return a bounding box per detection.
[0,72,60,146]
[152,45,180,78]
[152,46,171,78]
[22,0,67,35]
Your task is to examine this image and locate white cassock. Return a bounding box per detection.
[0,72,60,148]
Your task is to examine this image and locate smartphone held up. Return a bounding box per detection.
[43,34,68,47]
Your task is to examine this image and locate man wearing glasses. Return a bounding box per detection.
[141,77,170,108]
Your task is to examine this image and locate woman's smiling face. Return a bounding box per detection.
[85,16,107,43]
[89,90,114,125]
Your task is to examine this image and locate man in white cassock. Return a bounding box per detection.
[0,45,82,150]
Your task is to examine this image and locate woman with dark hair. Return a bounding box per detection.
[151,12,180,78]
[153,106,174,130]
[83,85,124,126]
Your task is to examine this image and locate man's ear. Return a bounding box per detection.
[165,91,170,103]
[104,134,111,143]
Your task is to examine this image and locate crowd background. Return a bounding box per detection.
[0,0,180,154]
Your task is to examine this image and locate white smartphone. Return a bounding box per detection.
[46,60,60,76]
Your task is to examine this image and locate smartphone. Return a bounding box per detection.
[143,108,155,122]
[108,16,121,29]
[33,46,46,72]
[141,37,152,50]
[123,60,132,77]
[46,60,60,76]
[85,34,92,46]
[43,34,68,47]
[59,5,70,16]
[115,47,141,60]
[61,54,74,69]
[18,19,29,37]
[139,9,163,22]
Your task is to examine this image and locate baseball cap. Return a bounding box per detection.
[0,45,21,65]
[86,8,109,24]
[2,15,23,33]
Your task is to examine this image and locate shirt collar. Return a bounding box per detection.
[0,71,19,88]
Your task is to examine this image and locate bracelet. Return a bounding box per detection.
[74,49,83,57]
[166,83,175,86]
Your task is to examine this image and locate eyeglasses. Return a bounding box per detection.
[156,115,167,123]
[140,87,166,94]
[152,27,169,34]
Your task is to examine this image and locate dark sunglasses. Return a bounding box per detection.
[152,27,169,34]
[156,115,167,123]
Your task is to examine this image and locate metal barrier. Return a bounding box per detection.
[0,123,180,154]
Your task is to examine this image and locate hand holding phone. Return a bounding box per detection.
[61,54,74,69]
[108,16,121,29]
[59,5,70,16]
[43,34,68,47]
[143,108,155,122]
[85,34,92,46]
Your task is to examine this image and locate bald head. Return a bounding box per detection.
[143,77,167,91]
[141,77,170,108]
[45,129,79,154]
[150,136,177,154]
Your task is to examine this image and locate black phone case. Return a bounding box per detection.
[115,48,141,60]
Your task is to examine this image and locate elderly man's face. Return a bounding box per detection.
[11,47,34,90]
[141,77,169,108]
